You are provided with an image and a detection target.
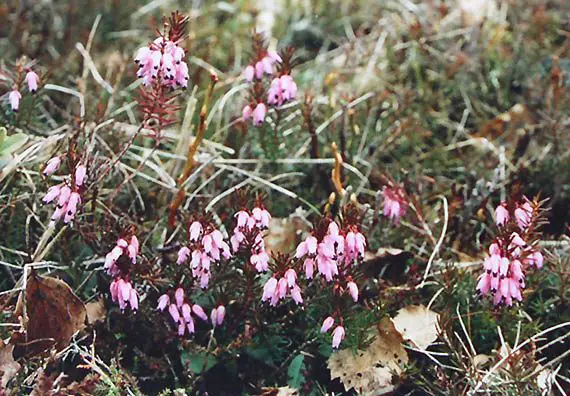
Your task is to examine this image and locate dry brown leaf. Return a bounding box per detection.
[85,298,106,325]
[14,271,86,357]
[260,386,299,396]
[263,217,308,255]
[0,341,20,389]
[391,305,440,350]
[328,318,408,395]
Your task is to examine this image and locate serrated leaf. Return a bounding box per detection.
[287,354,305,389]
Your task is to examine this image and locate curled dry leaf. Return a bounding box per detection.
[328,318,408,395]
[0,341,20,389]
[14,271,86,357]
[391,304,440,350]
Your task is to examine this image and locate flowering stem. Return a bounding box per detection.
[168,75,218,230]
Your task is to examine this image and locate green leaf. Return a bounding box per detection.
[0,128,27,159]
[287,354,305,389]
[181,351,217,374]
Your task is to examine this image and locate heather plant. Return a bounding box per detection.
[1,1,569,395]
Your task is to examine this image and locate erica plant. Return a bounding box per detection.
[477,196,547,306]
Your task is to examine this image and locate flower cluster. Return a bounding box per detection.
[296,220,365,282]
[261,268,303,306]
[41,158,86,226]
[104,236,140,276]
[266,74,298,107]
[477,198,545,306]
[293,215,366,348]
[157,287,208,336]
[320,317,345,348]
[176,220,232,288]
[382,185,408,224]
[134,37,189,89]
[244,51,281,82]
[105,235,140,311]
[210,305,226,328]
[6,67,39,112]
[230,205,271,272]
[241,35,298,127]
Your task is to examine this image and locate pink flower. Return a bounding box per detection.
[75,165,87,187]
[189,221,203,241]
[290,285,303,304]
[177,246,191,264]
[43,185,62,204]
[262,277,278,302]
[112,278,138,311]
[510,232,526,248]
[175,287,185,307]
[526,251,544,269]
[244,65,255,82]
[157,294,170,311]
[331,325,345,348]
[215,305,225,325]
[235,210,250,227]
[8,90,21,112]
[251,250,269,272]
[495,204,509,226]
[382,186,408,224]
[277,277,288,299]
[63,192,81,223]
[242,105,253,121]
[320,316,334,333]
[192,304,208,321]
[129,290,139,311]
[284,268,297,286]
[514,202,533,230]
[211,305,226,327]
[187,317,195,334]
[295,236,318,258]
[254,61,265,79]
[57,185,72,207]
[43,157,61,176]
[476,273,492,295]
[346,281,359,302]
[181,303,192,323]
[253,103,267,126]
[303,258,314,279]
[25,71,40,93]
[252,206,271,228]
[134,38,190,90]
[169,304,180,323]
[268,75,297,106]
[344,229,366,264]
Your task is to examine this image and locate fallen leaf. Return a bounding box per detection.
[85,298,106,325]
[264,217,308,255]
[0,341,20,389]
[391,305,440,350]
[328,318,408,395]
[14,271,86,357]
[261,386,299,396]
